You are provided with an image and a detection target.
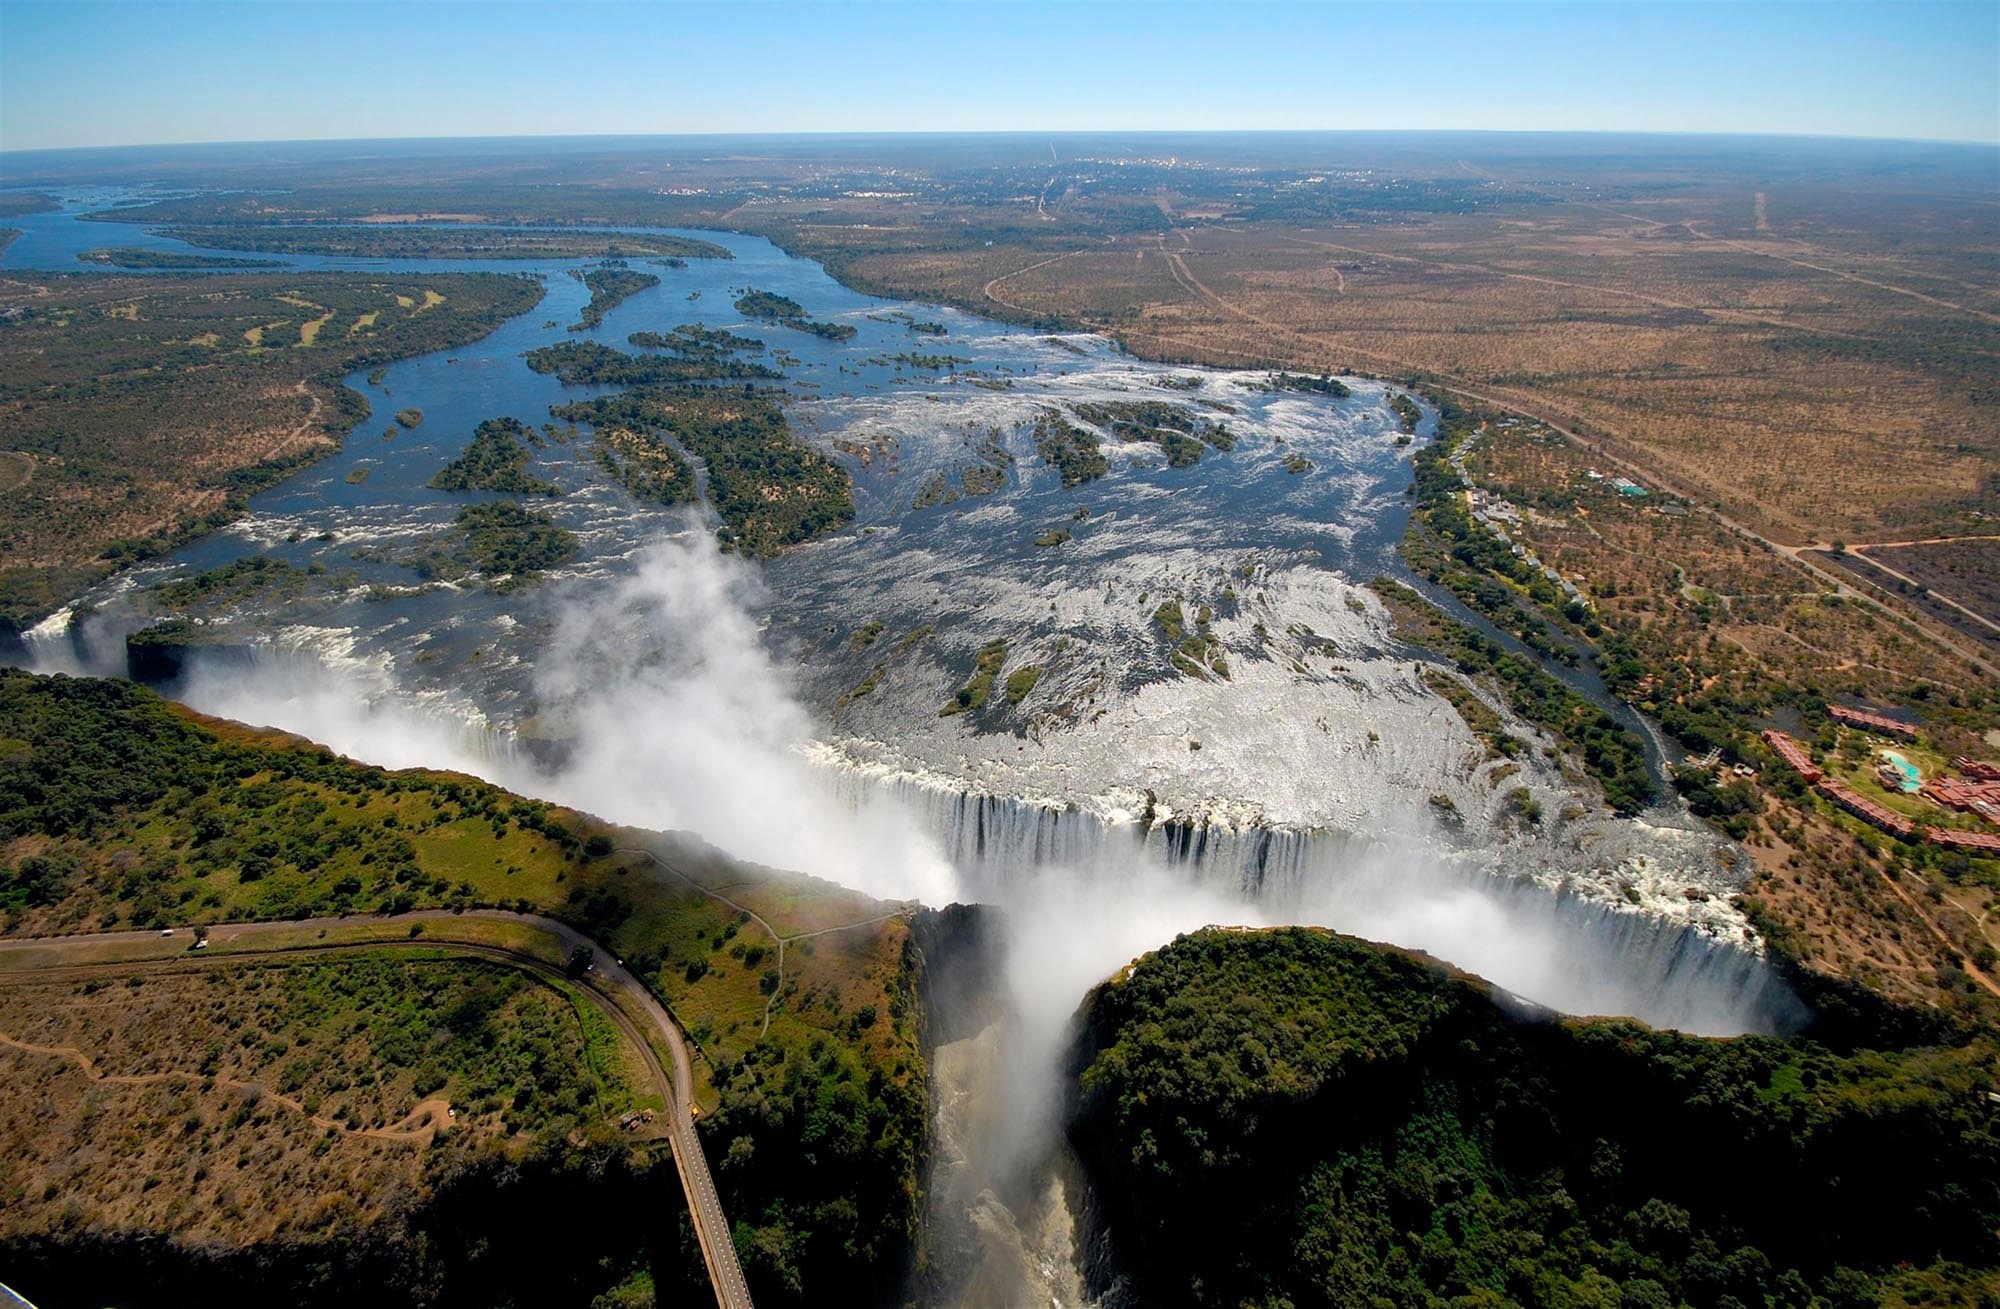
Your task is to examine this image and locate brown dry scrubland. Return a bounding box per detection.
[0,953,648,1256]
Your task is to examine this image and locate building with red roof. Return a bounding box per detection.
[1828,704,1919,739]
[1760,730,1822,783]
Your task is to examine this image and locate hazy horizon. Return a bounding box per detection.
[4,1,1996,152]
[6,125,2000,162]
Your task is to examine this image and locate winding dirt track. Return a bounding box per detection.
[0,909,754,1309]
[982,249,1087,313]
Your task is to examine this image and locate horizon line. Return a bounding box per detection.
[5,124,1998,161]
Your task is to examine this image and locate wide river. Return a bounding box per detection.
[6,186,1804,1305]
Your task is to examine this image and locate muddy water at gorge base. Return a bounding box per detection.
[7,200,1804,1306]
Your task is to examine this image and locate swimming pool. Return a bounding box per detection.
[1882,750,1922,793]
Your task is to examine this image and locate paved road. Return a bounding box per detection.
[0,910,754,1309]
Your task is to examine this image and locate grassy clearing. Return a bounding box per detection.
[296,311,335,346]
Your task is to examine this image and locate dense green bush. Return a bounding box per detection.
[1071,928,2000,1309]
[555,387,853,554]
[429,418,561,496]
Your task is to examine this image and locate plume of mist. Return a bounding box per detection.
[528,531,961,905]
[181,656,518,778]
[973,853,1268,1190]
[184,528,962,907]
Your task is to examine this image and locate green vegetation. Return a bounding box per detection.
[1394,389,1999,1021]
[429,418,561,497]
[0,670,556,925]
[146,555,304,611]
[0,271,544,633]
[1421,666,1522,762]
[1004,665,1042,705]
[160,226,730,261]
[885,352,971,370]
[568,263,660,332]
[940,640,1008,716]
[1072,926,2000,1309]
[592,424,697,509]
[363,501,576,588]
[912,473,966,510]
[0,193,56,218]
[1389,391,1423,433]
[838,665,885,709]
[1373,578,1654,813]
[523,339,780,386]
[628,322,764,356]
[1070,400,1224,468]
[82,953,626,1133]
[733,289,807,319]
[78,247,283,270]
[121,617,237,681]
[553,387,852,554]
[1402,396,1592,670]
[429,501,576,583]
[870,311,947,336]
[0,951,690,1308]
[732,289,857,341]
[1155,431,1204,468]
[912,429,1012,509]
[1261,372,1352,397]
[394,407,423,428]
[0,669,926,1306]
[1153,599,1229,679]
[1072,398,1198,435]
[1031,409,1109,487]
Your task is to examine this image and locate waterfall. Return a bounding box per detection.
[20,625,1805,1040]
[825,764,1808,1039]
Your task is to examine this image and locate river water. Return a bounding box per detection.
[5,189,1805,1307]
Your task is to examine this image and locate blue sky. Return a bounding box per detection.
[2,1,1995,151]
